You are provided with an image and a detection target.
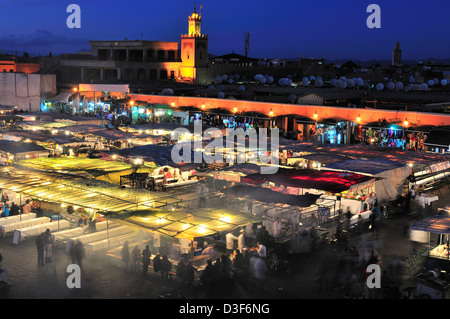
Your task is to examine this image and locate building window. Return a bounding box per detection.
[157,50,165,61]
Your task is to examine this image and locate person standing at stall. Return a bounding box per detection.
[226,231,238,256]
[36,232,45,267]
[130,245,141,273]
[1,200,10,217]
[43,228,54,263]
[237,229,246,253]
[141,245,152,276]
[121,241,130,272]
[22,199,31,215]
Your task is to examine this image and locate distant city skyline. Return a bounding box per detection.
[0,0,449,61]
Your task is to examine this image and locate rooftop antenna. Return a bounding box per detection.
[244,32,250,57]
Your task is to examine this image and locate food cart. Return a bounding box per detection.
[408,215,450,298]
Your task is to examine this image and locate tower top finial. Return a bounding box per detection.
[194,2,197,13]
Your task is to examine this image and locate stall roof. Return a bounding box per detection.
[277,139,449,168]
[410,215,450,235]
[106,207,265,239]
[326,159,406,175]
[0,140,48,154]
[241,167,374,193]
[0,165,181,212]
[223,184,321,207]
[62,124,107,134]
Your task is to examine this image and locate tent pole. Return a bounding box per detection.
[107,219,110,249]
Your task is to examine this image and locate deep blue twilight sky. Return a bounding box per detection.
[0,0,449,61]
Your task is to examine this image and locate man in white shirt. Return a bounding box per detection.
[416,192,426,219]
[256,242,267,258]
[225,231,238,255]
[238,229,246,253]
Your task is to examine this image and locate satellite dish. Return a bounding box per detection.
[254,74,264,81]
[315,79,323,87]
[427,80,434,86]
[215,76,223,84]
[339,80,347,89]
[339,76,346,81]
[161,88,174,96]
[387,82,395,90]
[409,76,415,83]
[395,82,404,90]
[420,83,428,91]
[356,78,364,87]
[309,76,316,81]
[376,83,384,91]
[302,77,309,86]
[222,74,228,81]
[218,92,225,98]
[278,78,292,86]
[331,79,337,87]
[267,76,274,83]
[208,85,215,89]
[238,85,246,91]
[346,79,355,88]
[441,79,448,86]
[228,79,234,84]
[234,74,240,80]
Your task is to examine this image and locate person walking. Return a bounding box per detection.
[130,245,141,273]
[36,232,45,267]
[256,242,267,258]
[121,241,130,272]
[416,192,426,219]
[199,183,207,207]
[43,228,54,263]
[71,240,85,268]
[161,255,172,280]
[141,245,152,276]
[183,260,196,285]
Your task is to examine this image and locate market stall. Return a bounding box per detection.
[410,215,450,262]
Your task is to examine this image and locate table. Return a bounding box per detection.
[53,221,117,243]
[424,196,439,205]
[85,233,137,256]
[349,210,372,225]
[0,217,50,237]
[0,213,36,227]
[65,226,135,253]
[13,220,70,244]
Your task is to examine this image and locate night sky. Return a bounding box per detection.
[0,0,449,61]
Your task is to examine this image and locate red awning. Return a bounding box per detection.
[241,168,373,193]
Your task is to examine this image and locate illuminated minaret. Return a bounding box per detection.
[392,42,402,66]
[180,3,208,82]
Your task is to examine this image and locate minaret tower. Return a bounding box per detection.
[392,42,402,66]
[180,3,208,82]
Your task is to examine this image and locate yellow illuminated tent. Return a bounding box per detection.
[105,207,265,239]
